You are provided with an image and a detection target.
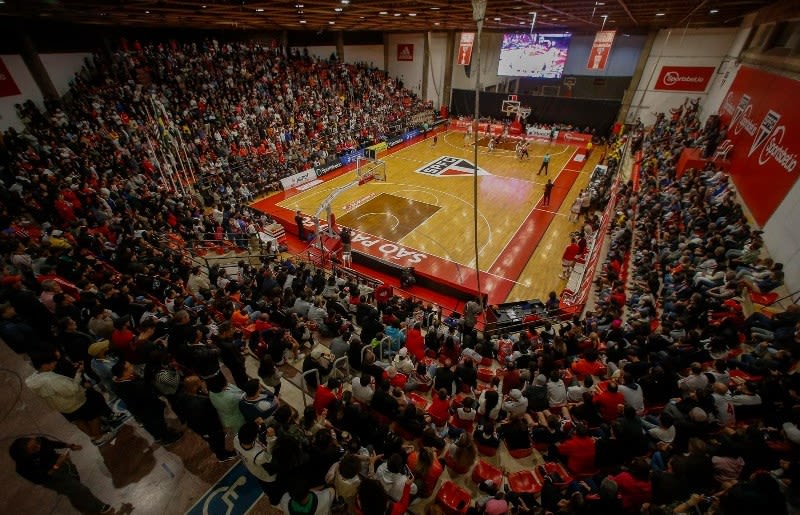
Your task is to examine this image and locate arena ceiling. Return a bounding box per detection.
[0,0,779,34]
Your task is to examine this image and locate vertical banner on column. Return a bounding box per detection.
[586,30,615,71]
[397,44,414,62]
[0,57,21,97]
[457,33,475,66]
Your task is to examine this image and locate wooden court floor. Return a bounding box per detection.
[277,130,602,304]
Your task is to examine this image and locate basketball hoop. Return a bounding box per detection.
[501,100,520,116]
[519,107,532,121]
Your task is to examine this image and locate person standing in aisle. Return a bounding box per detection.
[543,179,554,207]
[537,153,550,175]
[9,437,115,514]
[295,210,305,242]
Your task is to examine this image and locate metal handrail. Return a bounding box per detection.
[299,368,320,408]
[332,356,350,382]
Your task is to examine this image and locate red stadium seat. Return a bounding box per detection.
[471,459,503,486]
[533,462,574,488]
[444,453,472,475]
[476,442,498,457]
[507,446,533,459]
[507,470,543,494]
[750,291,778,306]
[407,392,430,411]
[436,481,471,514]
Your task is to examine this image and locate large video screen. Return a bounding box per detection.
[498,32,572,78]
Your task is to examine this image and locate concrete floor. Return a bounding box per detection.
[0,337,543,515]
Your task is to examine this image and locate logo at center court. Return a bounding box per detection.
[415,156,490,177]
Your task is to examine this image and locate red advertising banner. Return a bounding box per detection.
[587,30,615,71]
[0,57,21,97]
[654,65,715,91]
[718,66,799,226]
[397,44,414,62]
[457,33,475,66]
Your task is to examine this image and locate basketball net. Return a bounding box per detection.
[472,0,487,22]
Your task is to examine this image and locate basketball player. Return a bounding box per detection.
[520,140,529,160]
[515,141,523,160]
[537,153,550,175]
[432,132,438,147]
[543,179,554,207]
[487,136,496,153]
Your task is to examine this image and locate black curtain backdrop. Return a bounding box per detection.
[450,89,621,134]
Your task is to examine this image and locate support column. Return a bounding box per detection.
[617,30,657,126]
[421,33,430,101]
[15,26,58,100]
[442,31,456,110]
[383,33,390,72]
[336,32,344,62]
[280,31,289,57]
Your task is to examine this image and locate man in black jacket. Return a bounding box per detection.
[169,375,235,461]
[111,360,182,445]
[9,436,113,513]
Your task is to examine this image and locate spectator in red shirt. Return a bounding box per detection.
[110,315,136,362]
[609,458,652,513]
[594,381,625,423]
[427,388,451,424]
[313,378,340,416]
[561,238,580,279]
[404,323,425,361]
[571,350,607,381]
[556,425,597,475]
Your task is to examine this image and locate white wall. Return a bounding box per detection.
[290,45,337,61]
[39,53,91,96]
[451,32,505,91]
[629,28,738,126]
[764,175,800,297]
[701,27,752,121]
[426,33,448,108]
[343,45,383,68]
[386,33,426,97]
[0,55,42,132]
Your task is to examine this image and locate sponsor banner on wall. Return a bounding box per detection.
[387,135,404,148]
[367,141,388,154]
[718,65,800,226]
[654,66,716,92]
[0,57,21,97]
[279,169,316,190]
[587,30,615,71]
[527,127,553,139]
[339,148,365,165]
[403,129,421,141]
[314,158,342,178]
[557,131,593,144]
[457,33,475,66]
[397,44,414,62]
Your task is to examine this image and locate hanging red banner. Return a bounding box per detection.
[457,33,475,66]
[586,30,615,71]
[0,57,21,97]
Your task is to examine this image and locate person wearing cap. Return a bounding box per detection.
[391,347,414,375]
[88,339,117,401]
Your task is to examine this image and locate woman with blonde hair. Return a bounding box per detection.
[445,432,477,474]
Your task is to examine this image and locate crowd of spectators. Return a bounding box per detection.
[1,35,799,515]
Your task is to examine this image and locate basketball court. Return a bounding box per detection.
[252,121,603,306]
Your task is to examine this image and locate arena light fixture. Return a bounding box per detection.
[656,13,665,16]
[256,8,264,12]
[341,0,350,4]
[430,7,440,10]
[299,19,307,23]
[710,9,719,14]
[329,21,335,24]
[394,13,401,17]
[379,11,387,15]
[334,7,342,12]
[493,17,501,21]
[434,22,440,25]
[408,13,417,17]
